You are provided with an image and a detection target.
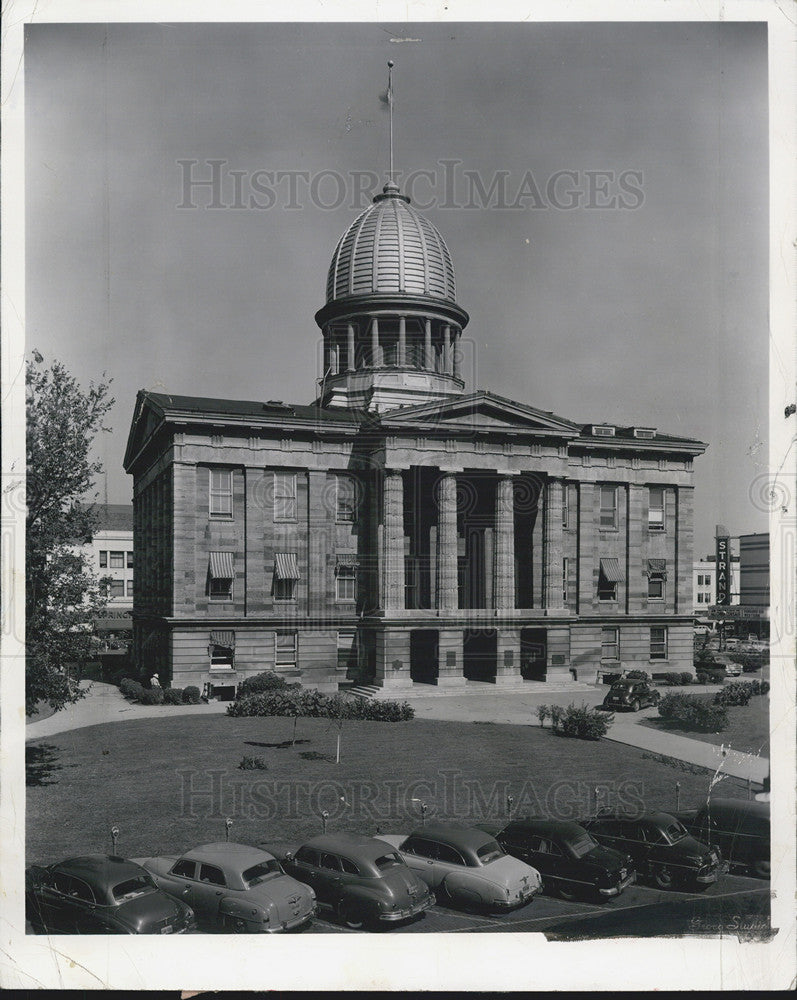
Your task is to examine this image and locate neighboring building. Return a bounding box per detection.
[739,533,769,608]
[124,179,707,697]
[693,554,740,614]
[86,504,135,610]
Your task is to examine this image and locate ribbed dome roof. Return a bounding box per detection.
[326,184,456,304]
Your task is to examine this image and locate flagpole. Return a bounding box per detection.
[388,60,394,185]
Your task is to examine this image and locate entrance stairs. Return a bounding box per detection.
[342,679,597,701]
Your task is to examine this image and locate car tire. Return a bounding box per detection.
[556,882,580,902]
[631,699,641,712]
[338,901,366,930]
[653,866,675,890]
[751,857,771,879]
[224,915,250,933]
[435,881,452,907]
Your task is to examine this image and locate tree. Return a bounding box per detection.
[26,354,115,715]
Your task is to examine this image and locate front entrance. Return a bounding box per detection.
[521,628,547,681]
[410,630,439,684]
[463,629,497,682]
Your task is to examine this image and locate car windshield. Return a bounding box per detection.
[374,852,404,871]
[567,832,599,858]
[242,860,283,886]
[112,874,157,901]
[476,840,505,864]
[663,820,688,843]
[610,682,632,692]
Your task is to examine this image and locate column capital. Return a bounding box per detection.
[496,469,523,478]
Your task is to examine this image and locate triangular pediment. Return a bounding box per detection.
[123,392,166,471]
[380,391,580,436]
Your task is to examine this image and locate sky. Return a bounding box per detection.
[25,20,770,556]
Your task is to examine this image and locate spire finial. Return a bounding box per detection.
[387,60,395,187]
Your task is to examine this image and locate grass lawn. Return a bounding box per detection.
[26,713,753,866]
[638,694,770,757]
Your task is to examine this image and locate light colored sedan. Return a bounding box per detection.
[138,842,316,933]
[377,822,542,911]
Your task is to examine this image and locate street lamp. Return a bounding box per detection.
[321,810,329,834]
[506,794,515,818]
[225,817,233,842]
[111,826,120,854]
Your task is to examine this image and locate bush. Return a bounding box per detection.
[695,671,712,685]
[139,687,164,706]
[238,755,268,771]
[748,679,770,696]
[548,705,564,731]
[625,670,650,681]
[536,705,550,728]
[713,680,769,706]
[680,672,694,686]
[694,646,716,670]
[236,671,300,697]
[659,672,685,686]
[163,687,183,705]
[226,689,414,721]
[183,686,202,705]
[657,693,728,732]
[727,651,768,673]
[555,703,614,740]
[119,678,144,701]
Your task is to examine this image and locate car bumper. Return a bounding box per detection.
[599,871,637,896]
[492,885,541,910]
[695,861,728,884]
[265,904,317,933]
[378,895,435,922]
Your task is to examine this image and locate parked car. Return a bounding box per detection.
[25,855,196,935]
[678,797,770,878]
[377,822,542,911]
[282,832,434,929]
[693,624,712,637]
[139,842,315,933]
[582,811,724,891]
[602,679,661,712]
[476,818,635,902]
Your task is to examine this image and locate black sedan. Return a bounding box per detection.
[477,818,635,902]
[602,679,661,712]
[26,855,197,934]
[582,811,724,891]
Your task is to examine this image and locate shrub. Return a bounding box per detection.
[695,671,712,685]
[748,679,770,696]
[657,693,728,732]
[694,646,716,670]
[139,687,164,706]
[713,679,769,705]
[238,755,268,771]
[659,672,685,686]
[727,651,768,673]
[119,678,144,701]
[680,672,694,686]
[162,687,183,705]
[625,670,650,681]
[236,671,300,697]
[226,689,414,721]
[536,704,550,728]
[548,705,564,731]
[556,703,614,740]
[183,686,202,705]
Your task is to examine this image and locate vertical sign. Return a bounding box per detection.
[715,533,730,605]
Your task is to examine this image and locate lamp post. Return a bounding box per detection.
[506,794,515,818]
[111,826,120,854]
[321,810,329,834]
[225,817,233,842]
[675,781,681,813]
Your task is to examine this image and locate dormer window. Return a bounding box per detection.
[633,427,657,440]
[592,425,615,438]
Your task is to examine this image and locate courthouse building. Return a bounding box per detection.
[124,179,707,697]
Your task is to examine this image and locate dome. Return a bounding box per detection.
[325,183,457,304]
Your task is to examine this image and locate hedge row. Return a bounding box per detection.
[727,651,768,672]
[119,678,201,705]
[657,693,728,732]
[713,679,770,707]
[537,703,614,740]
[235,671,299,697]
[227,689,414,722]
[657,672,696,686]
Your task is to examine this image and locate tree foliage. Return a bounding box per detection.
[26,355,115,715]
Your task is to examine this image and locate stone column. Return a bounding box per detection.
[435,472,459,612]
[424,318,434,370]
[493,475,516,610]
[371,316,380,367]
[347,323,355,371]
[398,315,407,366]
[443,324,452,375]
[452,329,461,380]
[543,477,566,610]
[382,470,405,611]
[495,628,522,686]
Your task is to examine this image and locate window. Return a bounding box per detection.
[650,626,668,660]
[598,556,623,602]
[648,487,665,530]
[208,552,234,600]
[562,487,569,528]
[336,564,357,601]
[601,627,620,661]
[209,630,234,669]
[336,475,357,523]
[599,486,618,528]
[340,857,361,876]
[110,551,125,569]
[126,551,134,568]
[295,846,320,866]
[275,632,297,667]
[562,558,569,604]
[273,578,296,601]
[109,580,125,598]
[435,843,466,866]
[126,580,134,597]
[648,573,665,600]
[337,629,358,674]
[209,469,233,517]
[319,853,342,872]
[273,553,299,600]
[99,551,108,568]
[273,472,297,522]
[170,859,196,879]
[198,864,226,887]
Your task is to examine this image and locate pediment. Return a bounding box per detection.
[380,391,579,437]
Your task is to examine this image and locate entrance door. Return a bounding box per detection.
[463,629,497,682]
[521,628,547,681]
[410,630,439,684]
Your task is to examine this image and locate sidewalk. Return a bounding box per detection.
[25,680,228,740]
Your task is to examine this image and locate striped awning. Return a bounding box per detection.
[647,558,667,578]
[335,553,359,574]
[599,557,625,583]
[210,630,235,649]
[274,552,300,580]
[209,551,235,579]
